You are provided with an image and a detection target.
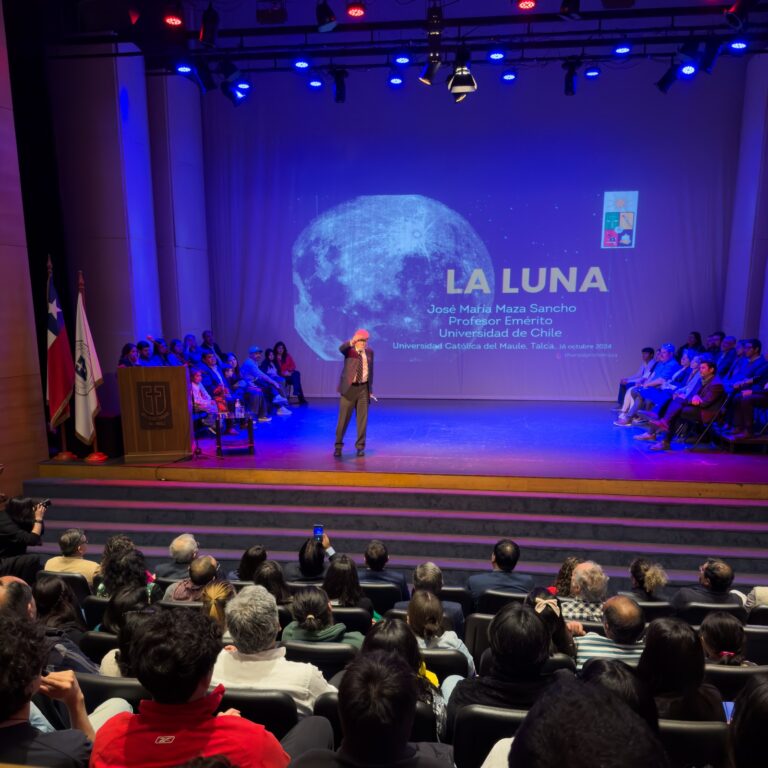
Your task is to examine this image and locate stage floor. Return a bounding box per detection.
[42,400,767,499]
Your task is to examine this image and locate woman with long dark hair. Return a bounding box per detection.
[32,574,88,646]
[524,587,576,659]
[273,341,308,405]
[700,611,755,667]
[253,560,293,605]
[321,554,374,613]
[0,496,47,582]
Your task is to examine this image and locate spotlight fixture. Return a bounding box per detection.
[387,67,405,87]
[699,40,721,74]
[294,57,310,70]
[563,59,579,96]
[501,68,517,82]
[488,50,506,61]
[678,62,697,77]
[419,52,441,85]
[346,2,365,17]
[517,0,536,9]
[584,65,601,79]
[729,39,748,52]
[614,42,631,56]
[655,61,679,94]
[725,0,759,31]
[394,53,411,65]
[316,1,337,32]
[308,75,324,89]
[419,3,443,86]
[221,79,249,105]
[448,46,477,100]
[199,2,219,47]
[560,0,581,19]
[332,68,348,103]
[163,2,184,26]
[175,60,216,93]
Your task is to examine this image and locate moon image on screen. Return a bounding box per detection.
[292,195,495,360]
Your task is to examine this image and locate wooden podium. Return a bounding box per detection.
[117,367,192,463]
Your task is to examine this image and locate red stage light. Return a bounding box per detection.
[164,13,183,26]
[518,0,536,9]
[347,2,366,17]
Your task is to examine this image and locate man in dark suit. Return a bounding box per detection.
[360,539,409,601]
[466,539,535,607]
[334,329,374,458]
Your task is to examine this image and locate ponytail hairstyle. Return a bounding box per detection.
[201,581,235,630]
[407,590,444,642]
[700,611,748,666]
[630,558,669,598]
[292,587,332,632]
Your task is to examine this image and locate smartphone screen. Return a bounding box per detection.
[313,524,324,542]
[723,701,734,722]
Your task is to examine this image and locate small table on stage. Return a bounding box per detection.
[214,412,255,458]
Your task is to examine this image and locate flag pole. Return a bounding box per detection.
[48,256,77,461]
[78,271,108,464]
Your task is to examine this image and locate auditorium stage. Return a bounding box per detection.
[39,400,768,500]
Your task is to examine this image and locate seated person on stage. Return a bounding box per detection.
[715,334,737,377]
[561,561,609,623]
[728,379,768,440]
[165,555,231,602]
[573,596,645,671]
[284,533,337,582]
[92,608,333,768]
[200,328,226,365]
[211,585,336,717]
[44,528,99,585]
[224,352,265,414]
[146,336,170,366]
[614,343,679,426]
[706,330,725,356]
[240,346,291,416]
[361,539,410,601]
[637,617,724,722]
[670,557,744,612]
[641,356,725,451]
[117,343,139,367]
[166,338,187,366]
[617,346,655,405]
[635,350,696,416]
[136,340,154,366]
[259,348,287,389]
[724,338,767,395]
[466,538,535,606]
[280,586,365,649]
[155,533,199,580]
[676,330,705,363]
[395,562,465,639]
[291,651,454,768]
[0,496,47,583]
[199,352,232,404]
[274,341,309,405]
[183,333,202,366]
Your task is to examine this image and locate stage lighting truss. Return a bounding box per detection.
[199,2,219,47]
[419,2,443,86]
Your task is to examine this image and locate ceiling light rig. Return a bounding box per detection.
[448,46,478,103]
[419,2,443,86]
[316,1,337,32]
[725,0,760,30]
[563,59,579,95]
[198,2,219,47]
[346,2,366,18]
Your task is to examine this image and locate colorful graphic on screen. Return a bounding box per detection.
[602,191,638,249]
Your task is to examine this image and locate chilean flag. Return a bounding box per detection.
[46,269,75,427]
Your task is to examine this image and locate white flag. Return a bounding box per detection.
[74,292,103,444]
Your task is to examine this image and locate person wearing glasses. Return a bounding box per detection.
[334,329,375,458]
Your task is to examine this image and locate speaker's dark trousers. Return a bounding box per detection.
[335,383,369,451]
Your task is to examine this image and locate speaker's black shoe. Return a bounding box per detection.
[333,448,342,457]
[356,449,365,457]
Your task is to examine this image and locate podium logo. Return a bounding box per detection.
[137,382,173,430]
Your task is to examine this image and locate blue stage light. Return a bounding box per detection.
[488,50,505,61]
[679,63,697,77]
[388,74,404,86]
[501,69,517,82]
[730,39,748,51]
[294,58,310,70]
[235,79,251,90]
[394,54,411,65]
[614,43,631,55]
[308,77,323,89]
[584,65,601,78]
[176,64,193,74]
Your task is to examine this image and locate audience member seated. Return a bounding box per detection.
[637,617,725,721]
[291,651,454,767]
[0,495,46,583]
[394,562,465,638]
[725,338,767,395]
[211,585,336,718]
[635,350,697,418]
[91,609,302,768]
[0,579,99,674]
[730,675,768,768]
[201,581,236,634]
[200,329,226,365]
[574,596,645,671]
[360,539,410,601]
[548,555,583,598]
[32,574,88,646]
[240,346,291,416]
[100,604,154,677]
[644,356,726,451]
[166,338,187,366]
[165,555,229,602]
[614,343,679,426]
[228,543,267,581]
[627,557,669,602]
[155,533,200,580]
[322,554,375,614]
[507,677,669,768]
[561,561,609,622]
[728,375,768,440]
[524,588,576,659]
[715,334,737,376]
[259,348,287,390]
[183,333,202,366]
[44,528,100,585]
[407,590,475,676]
[117,342,138,367]
[96,546,159,602]
[274,341,308,405]
[146,336,170,366]
[670,557,743,611]
[445,602,573,734]
[281,587,365,649]
[0,614,93,767]
[361,618,447,740]
[284,534,336,582]
[700,611,755,666]
[466,538,535,606]
[254,560,293,605]
[93,533,136,593]
[136,340,153,366]
[101,585,152,635]
[616,346,655,405]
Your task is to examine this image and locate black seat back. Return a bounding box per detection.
[39,570,92,605]
[658,719,729,768]
[76,671,150,712]
[79,630,119,665]
[82,595,109,630]
[479,649,575,677]
[464,613,494,667]
[453,705,528,768]
[477,591,527,615]
[283,641,357,680]
[332,607,373,635]
[677,602,747,625]
[745,626,768,665]
[360,582,402,614]
[421,648,469,683]
[703,664,768,701]
[439,587,473,617]
[748,605,768,626]
[217,689,298,739]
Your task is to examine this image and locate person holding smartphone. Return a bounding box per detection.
[0,496,48,582]
[334,329,375,458]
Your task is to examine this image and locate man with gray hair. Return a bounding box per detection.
[393,562,465,638]
[562,561,609,622]
[211,585,335,717]
[44,529,99,585]
[155,533,199,580]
